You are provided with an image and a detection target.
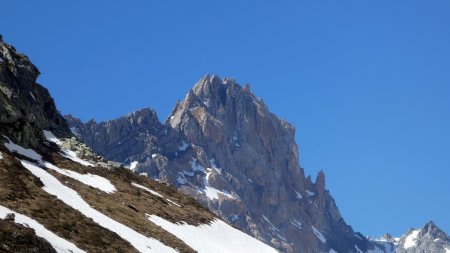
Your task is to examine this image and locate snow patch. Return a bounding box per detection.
[166,199,181,207]
[29,91,36,101]
[61,149,95,167]
[329,249,338,253]
[147,214,278,253]
[43,131,95,167]
[20,160,177,253]
[209,159,222,174]
[291,219,303,230]
[197,159,233,200]
[44,162,116,193]
[295,190,303,199]
[445,248,450,253]
[404,229,420,249]
[178,141,189,151]
[132,182,181,207]
[230,214,239,222]
[129,161,139,171]
[132,182,163,198]
[306,190,315,197]
[0,151,3,160]
[181,170,195,177]
[177,176,186,185]
[4,137,43,163]
[43,130,62,144]
[367,245,391,253]
[311,226,326,243]
[0,205,86,253]
[261,215,286,241]
[355,245,363,253]
[201,167,233,200]
[232,132,240,147]
[70,127,79,136]
[191,158,205,172]
[203,185,234,200]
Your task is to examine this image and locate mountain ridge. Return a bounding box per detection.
[67,74,375,253]
[371,221,450,253]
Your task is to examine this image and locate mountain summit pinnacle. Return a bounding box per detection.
[69,75,372,253]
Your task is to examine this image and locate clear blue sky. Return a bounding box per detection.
[2,1,449,237]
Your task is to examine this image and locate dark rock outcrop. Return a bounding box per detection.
[68,75,373,253]
[0,217,57,253]
[0,37,69,150]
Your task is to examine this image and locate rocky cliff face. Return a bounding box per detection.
[0,37,68,150]
[372,221,450,253]
[68,75,374,253]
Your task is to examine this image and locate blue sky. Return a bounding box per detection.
[2,1,449,237]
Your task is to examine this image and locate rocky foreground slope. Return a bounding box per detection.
[67,75,380,253]
[0,37,278,253]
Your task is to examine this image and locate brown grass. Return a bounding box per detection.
[0,151,138,253]
[0,217,57,253]
[1,144,217,253]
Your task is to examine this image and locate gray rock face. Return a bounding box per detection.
[68,75,373,253]
[0,37,68,150]
[372,221,450,253]
[397,222,450,253]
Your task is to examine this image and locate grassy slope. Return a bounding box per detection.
[0,141,217,253]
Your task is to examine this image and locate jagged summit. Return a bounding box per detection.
[420,221,450,243]
[372,221,450,253]
[190,74,249,99]
[423,221,442,234]
[68,75,373,253]
[382,233,396,242]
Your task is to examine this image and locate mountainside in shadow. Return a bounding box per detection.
[68,75,377,253]
[0,37,278,253]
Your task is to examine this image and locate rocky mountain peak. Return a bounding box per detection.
[420,221,450,242]
[382,233,396,242]
[423,221,440,233]
[67,75,373,253]
[372,221,450,253]
[315,170,326,192]
[123,108,160,127]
